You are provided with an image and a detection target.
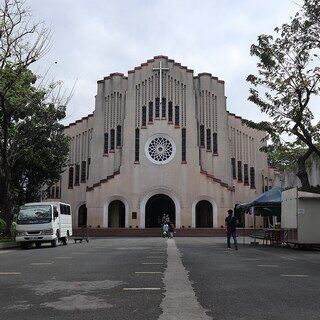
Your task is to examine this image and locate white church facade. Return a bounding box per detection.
[48,56,279,230]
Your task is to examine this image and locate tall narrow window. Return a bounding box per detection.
[81,160,86,182]
[182,128,186,162]
[244,164,249,185]
[68,171,73,190]
[168,101,173,122]
[206,128,211,151]
[110,129,115,151]
[75,164,80,185]
[142,106,147,127]
[200,125,205,147]
[135,128,139,162]
[237,161,242,182]
[87,158,91,180]
[250,167,256,188]
[148,101,153,123]
[104,132,108,154]
[231,158,236,179]
[116,125,122,147]
[155,97,160,118]
[161,97,166,118]
[174,105,180,126]
[212,133,218,154]
[55,186,60,198]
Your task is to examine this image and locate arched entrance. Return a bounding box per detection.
[78,204,87,227]
[145,194,175,228]
[108,200,125,228]
[195,200,213,228]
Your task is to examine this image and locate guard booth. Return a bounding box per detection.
[281,187,320,247]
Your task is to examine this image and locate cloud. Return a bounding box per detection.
[29,0,314,125]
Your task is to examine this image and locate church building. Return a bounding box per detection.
[48,56,278,231]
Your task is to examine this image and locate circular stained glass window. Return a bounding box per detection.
[145,134,176,164]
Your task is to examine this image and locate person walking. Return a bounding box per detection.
[225,209,238,250]
[168,222,175,239]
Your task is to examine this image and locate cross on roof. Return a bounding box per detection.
[153,61,169,103]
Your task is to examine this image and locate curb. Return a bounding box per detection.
[0,242,18,249]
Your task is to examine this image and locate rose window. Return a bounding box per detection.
[145,134,176,164]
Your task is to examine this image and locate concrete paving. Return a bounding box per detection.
[0,237,319,320]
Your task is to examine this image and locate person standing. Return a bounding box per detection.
[162,222,169,238]
[225,209,238,250]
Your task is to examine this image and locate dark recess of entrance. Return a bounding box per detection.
[145,194,175,228]
[108,200,125,228]
[78,204,87,227]
[196,200,213,228]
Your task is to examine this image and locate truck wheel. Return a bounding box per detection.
[51,238,58,247]
[35,242,41,248]
[62,237,68,245]
[20,242,28,249]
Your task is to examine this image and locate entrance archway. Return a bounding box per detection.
[108,200,125,228]
[78,204,87,227]
[195,200,213,228]
[145,194,175,228]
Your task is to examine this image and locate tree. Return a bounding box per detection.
[0,0,69,235]
[246,0,320,191]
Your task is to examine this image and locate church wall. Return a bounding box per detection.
[55,56,278,230]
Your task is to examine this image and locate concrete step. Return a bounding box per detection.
[73,228,254,237]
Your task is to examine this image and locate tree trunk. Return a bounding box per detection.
[296,148,313,192]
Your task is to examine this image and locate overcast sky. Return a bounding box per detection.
[30,0,304,125]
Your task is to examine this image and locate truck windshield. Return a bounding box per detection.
[17,205,52,225]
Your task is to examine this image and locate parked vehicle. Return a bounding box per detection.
[15,202,72,249]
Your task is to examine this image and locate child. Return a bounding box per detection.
[162,222,169,238]
[169,222,175,239]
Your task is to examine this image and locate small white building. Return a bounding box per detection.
[48,56,279,230]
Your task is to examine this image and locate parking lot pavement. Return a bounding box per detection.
[0,238,167,320]
[175,237,320,320]
[1,237,320,320]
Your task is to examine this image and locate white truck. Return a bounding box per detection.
[16,202,72,249]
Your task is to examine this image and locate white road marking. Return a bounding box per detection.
[0,272,21,275]
[281,256,297,261]
[159,240,212,320]
[241,258,261,261]
[30,262,53,265]
[72,253,86,255]
[0,250,14,254]
[55,257,72,259]
[281,274,308,277]
[257,265,278,267]
[142,262,164,265]
[146,256,163,258]
[135,272,162,274]
[123,287,161,291]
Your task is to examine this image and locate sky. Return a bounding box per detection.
[29,0,305,125]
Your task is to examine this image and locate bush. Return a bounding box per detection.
[0,218,7,236]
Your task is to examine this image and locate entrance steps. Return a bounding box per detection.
[73,228,253,237]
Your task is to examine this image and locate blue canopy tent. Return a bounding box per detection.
[235,187,284,244]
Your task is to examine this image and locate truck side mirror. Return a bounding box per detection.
[54,210,59,218]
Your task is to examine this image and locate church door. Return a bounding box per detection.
[78,204,87,227]
[108,200,125,228]
[145,194,175,228]
[195,200,213,228]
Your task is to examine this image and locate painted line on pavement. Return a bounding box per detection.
[257,265,278,267]
[30,263,53,265]
[0,272,21,275]
[72,253,86,255]
[281,256,297,261]
[241,258,261,261]
[281,274,308,277]
[0,250,14,254]
[55,257,73,259]
[158,240,212,320]
[123,287,161,291]
[135,272,162,274]
[142,262,164,265]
